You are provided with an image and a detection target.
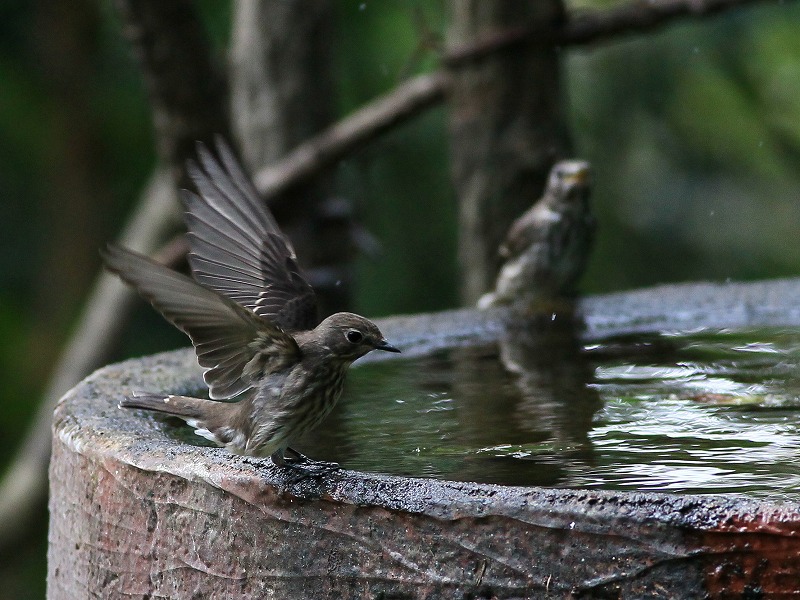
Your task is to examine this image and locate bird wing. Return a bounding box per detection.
[182,139,318,331]
[499,203,554,259]
[103,245,301,400]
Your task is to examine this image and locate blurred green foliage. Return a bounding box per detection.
[1,0,799,597]
[567,3,800,289]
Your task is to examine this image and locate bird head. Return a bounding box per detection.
[314,312,400,361]
[546,160,592,201]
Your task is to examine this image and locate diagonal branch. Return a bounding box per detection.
[253,70,449,201]
[561,0,789,46]
[253,0,786,203]
[444,0,790,64]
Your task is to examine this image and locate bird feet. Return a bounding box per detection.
[272,447,340,482]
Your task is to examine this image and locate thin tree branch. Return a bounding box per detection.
[253,71,449,200]
[443,25,532,67]
[561,0,789,46]
[443,0,790,64]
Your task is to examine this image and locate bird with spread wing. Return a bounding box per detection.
[104,140,400,472]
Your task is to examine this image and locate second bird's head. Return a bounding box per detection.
[546,159,592,201]
[309,312,400,362]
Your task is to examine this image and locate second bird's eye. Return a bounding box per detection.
[346,330,363,344]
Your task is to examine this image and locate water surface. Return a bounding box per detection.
[299,327,800,496]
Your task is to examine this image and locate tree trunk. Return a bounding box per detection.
[115,0,230,188]
[446,0,571,305]
[230,0,348,316]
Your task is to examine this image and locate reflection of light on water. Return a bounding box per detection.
[593,364,768,396]
[583,329,800,496]
[594,364,702,381]
[417,396,455,414]
[585,463,740,491]
[731,342,783,354]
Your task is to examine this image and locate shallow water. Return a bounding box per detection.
[298,327,800,496]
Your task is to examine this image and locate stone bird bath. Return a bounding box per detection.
[48,278,800,598]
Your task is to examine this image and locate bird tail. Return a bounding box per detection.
[121,393,240,448]
[120,393,213,422]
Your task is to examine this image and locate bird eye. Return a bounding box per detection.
[346,330,363,344]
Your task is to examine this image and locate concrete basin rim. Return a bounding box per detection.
[53,276,800,532]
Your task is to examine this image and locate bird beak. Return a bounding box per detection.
[376,339,401,353]
[563,163,591,186]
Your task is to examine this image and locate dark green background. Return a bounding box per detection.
[1,1,799,597]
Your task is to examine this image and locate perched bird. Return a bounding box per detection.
[478,160,595,309]
[103,140,400,472]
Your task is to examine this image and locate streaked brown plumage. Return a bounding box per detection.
[478,159,595,308]
[104,140,399,471]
